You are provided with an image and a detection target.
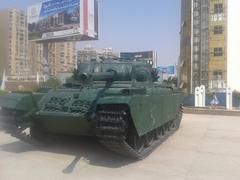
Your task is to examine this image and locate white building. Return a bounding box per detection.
[227,0,240,91]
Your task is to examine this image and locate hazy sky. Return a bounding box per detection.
[0,0,181,66]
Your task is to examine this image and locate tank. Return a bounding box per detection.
[0,60,184,159]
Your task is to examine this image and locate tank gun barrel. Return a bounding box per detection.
[92,71,117,81]
[78,71,117,82]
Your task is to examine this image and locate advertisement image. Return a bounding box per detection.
[157,66,175,75]
[28,0,98,41]
[120,51,153,60]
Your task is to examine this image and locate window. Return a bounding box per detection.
[201,71,208,80]
[214,4,223,14]
[213,71,223,80]
[214,26,223,34]
[214,48,223,57]
[193,63,198,70]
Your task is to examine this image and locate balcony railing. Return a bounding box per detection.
[209,80,227,92]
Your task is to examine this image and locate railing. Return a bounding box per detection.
[209,80,227,92]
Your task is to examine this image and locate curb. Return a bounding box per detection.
[183,107,240,116]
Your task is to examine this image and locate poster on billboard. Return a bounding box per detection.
[157,66,175,75]
[27,0,98,42]
[120,51,154,60]
[120,51,155,66]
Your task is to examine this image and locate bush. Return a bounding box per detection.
[33,78,61,92]
[0,89,7,95]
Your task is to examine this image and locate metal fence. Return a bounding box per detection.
[184,92,240,108]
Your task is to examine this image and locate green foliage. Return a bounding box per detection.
[42,78,61,88]
[72,68,78,81]
[65,76,75,84]
[233,90,240,96]
[0,89,7,95]
[33,78,61,92]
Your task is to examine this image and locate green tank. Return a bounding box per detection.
[0,60,184,159]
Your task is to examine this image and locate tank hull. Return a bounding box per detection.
[0,60,184,159]
[34,113,96,136]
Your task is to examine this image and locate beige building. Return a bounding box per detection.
[0,9,76,80]
[28,42,44,76]
[180,0,228,93]
[179,0,192,93]
[0,9,29,79]
[77,45,118,64]
[208,0,227,92]
[48,42,76,76]
[28,42,76,77]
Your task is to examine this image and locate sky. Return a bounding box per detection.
[0,0,181,66]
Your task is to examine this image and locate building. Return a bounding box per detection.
[77,45,118,63]
[28,41,76,77]
[208,0,228,92]
[179,0,193,93]
[48,42,76,76]
[28,42,76,78]
[0,9,29,79]
[28,42,44,76]
[0,8,76,86]
[5,41,76,90]
[120,51,157,67]
[28,41,76,80]
[227,0,240,92]
[180,0,231,93]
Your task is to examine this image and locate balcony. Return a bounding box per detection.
[209,80,227,92]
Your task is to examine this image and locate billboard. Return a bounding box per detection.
[28,0,98,42]
[120,51,155,65]
[120,51,153,60]
[157,66,175,75]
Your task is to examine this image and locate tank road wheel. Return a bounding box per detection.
[176,104,183,129]
[155,127,164,140]
[164,122,171,134]
[154,127,161,139]
[145,131,154,147]
[127,130,146,153]
[132,135,145,153]
[170,120,177,130]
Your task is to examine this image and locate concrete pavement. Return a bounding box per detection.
[0,114,240,180]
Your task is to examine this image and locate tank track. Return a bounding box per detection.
[0,109,40,145]
[1,106,183,159]
[96,106,183,159]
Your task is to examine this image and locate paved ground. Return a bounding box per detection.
[0,114,240,180]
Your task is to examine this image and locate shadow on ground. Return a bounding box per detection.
[0,131,136,174]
